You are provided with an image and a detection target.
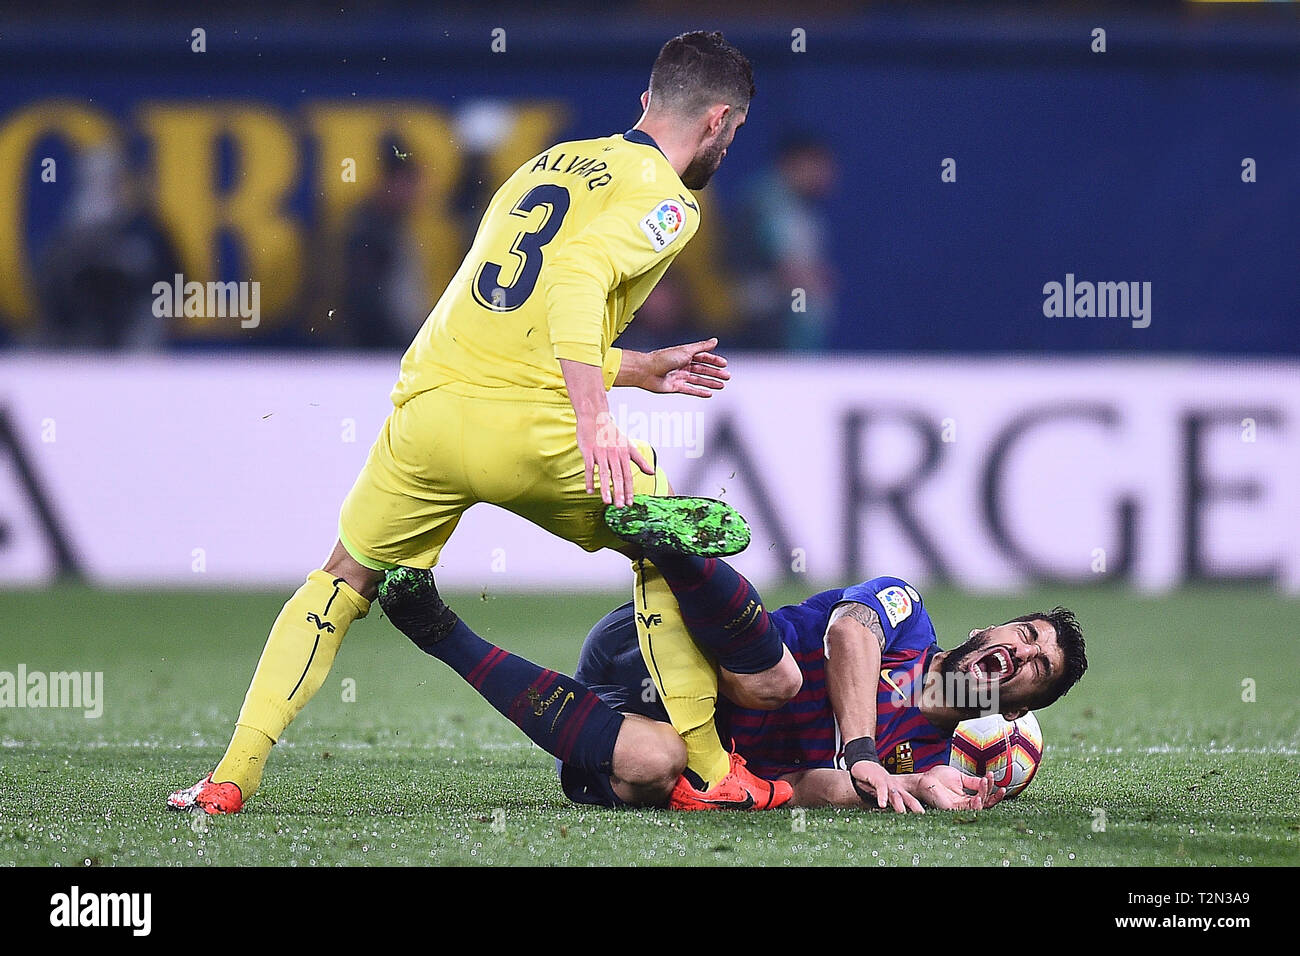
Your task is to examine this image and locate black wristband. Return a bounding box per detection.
[843,736,881,770]
[844,736,882,805]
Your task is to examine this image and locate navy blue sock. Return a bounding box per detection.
[647,552,784,674]
[411,618,623,773]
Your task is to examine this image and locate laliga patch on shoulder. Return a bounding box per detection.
[639,199,686,251]
[875,585,913,627]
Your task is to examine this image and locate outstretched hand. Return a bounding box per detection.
[637,338,731,397]
[910,765,1007,811]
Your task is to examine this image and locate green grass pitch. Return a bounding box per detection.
[1,583,1297,867]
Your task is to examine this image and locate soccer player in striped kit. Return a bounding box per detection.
[378,539,1088,810]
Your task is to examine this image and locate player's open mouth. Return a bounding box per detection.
[969,646,1014,683]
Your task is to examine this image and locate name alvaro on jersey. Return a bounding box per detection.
[528,149,615,189]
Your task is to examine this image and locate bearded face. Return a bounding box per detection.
[939,619,1064,713]
[680,109,744,190]
[680,134,728,189]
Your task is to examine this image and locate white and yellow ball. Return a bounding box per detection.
[949,712,1044,799]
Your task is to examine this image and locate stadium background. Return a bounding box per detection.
[1,1,1298,870]
[1,1,1296,592]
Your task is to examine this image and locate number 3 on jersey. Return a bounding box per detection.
[473,183,571,311]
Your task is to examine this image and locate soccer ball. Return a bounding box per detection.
[949,712,1044,799]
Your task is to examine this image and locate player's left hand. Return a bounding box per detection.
[639,338,731,398]
[579,411,655,508]
[912,766,1007,811]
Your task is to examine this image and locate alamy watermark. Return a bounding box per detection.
[603,404,705,459]
[152,273,260,328]
[0,665,103,718]
[882,670,1000,713]
[1042,273,1151,329]
[50,886,150,936]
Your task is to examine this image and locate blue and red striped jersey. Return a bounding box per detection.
[719,576,953,778]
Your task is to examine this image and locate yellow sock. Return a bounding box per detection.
[212,570,369,796]
[633,559,731,787]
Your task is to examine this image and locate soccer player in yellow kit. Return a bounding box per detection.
[168,31,797,815]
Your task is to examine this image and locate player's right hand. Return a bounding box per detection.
[853,760,924,813]
[640,338,731,397]
[578,411,654,508]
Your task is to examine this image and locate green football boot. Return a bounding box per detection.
[604,495,751,557]
[378,566,461,646]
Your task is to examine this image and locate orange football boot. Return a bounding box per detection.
[669,750,793,810]
[167,772,244,815]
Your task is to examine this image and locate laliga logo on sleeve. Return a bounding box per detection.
[656,201,683,233]
[639,199,685,251]
[874,585,915,627]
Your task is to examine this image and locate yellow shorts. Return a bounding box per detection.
[337,383,670,571]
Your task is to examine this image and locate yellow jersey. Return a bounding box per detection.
[391,129,700,406]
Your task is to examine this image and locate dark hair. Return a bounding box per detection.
[649,31,755,117]
[1006,606,1087,708]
